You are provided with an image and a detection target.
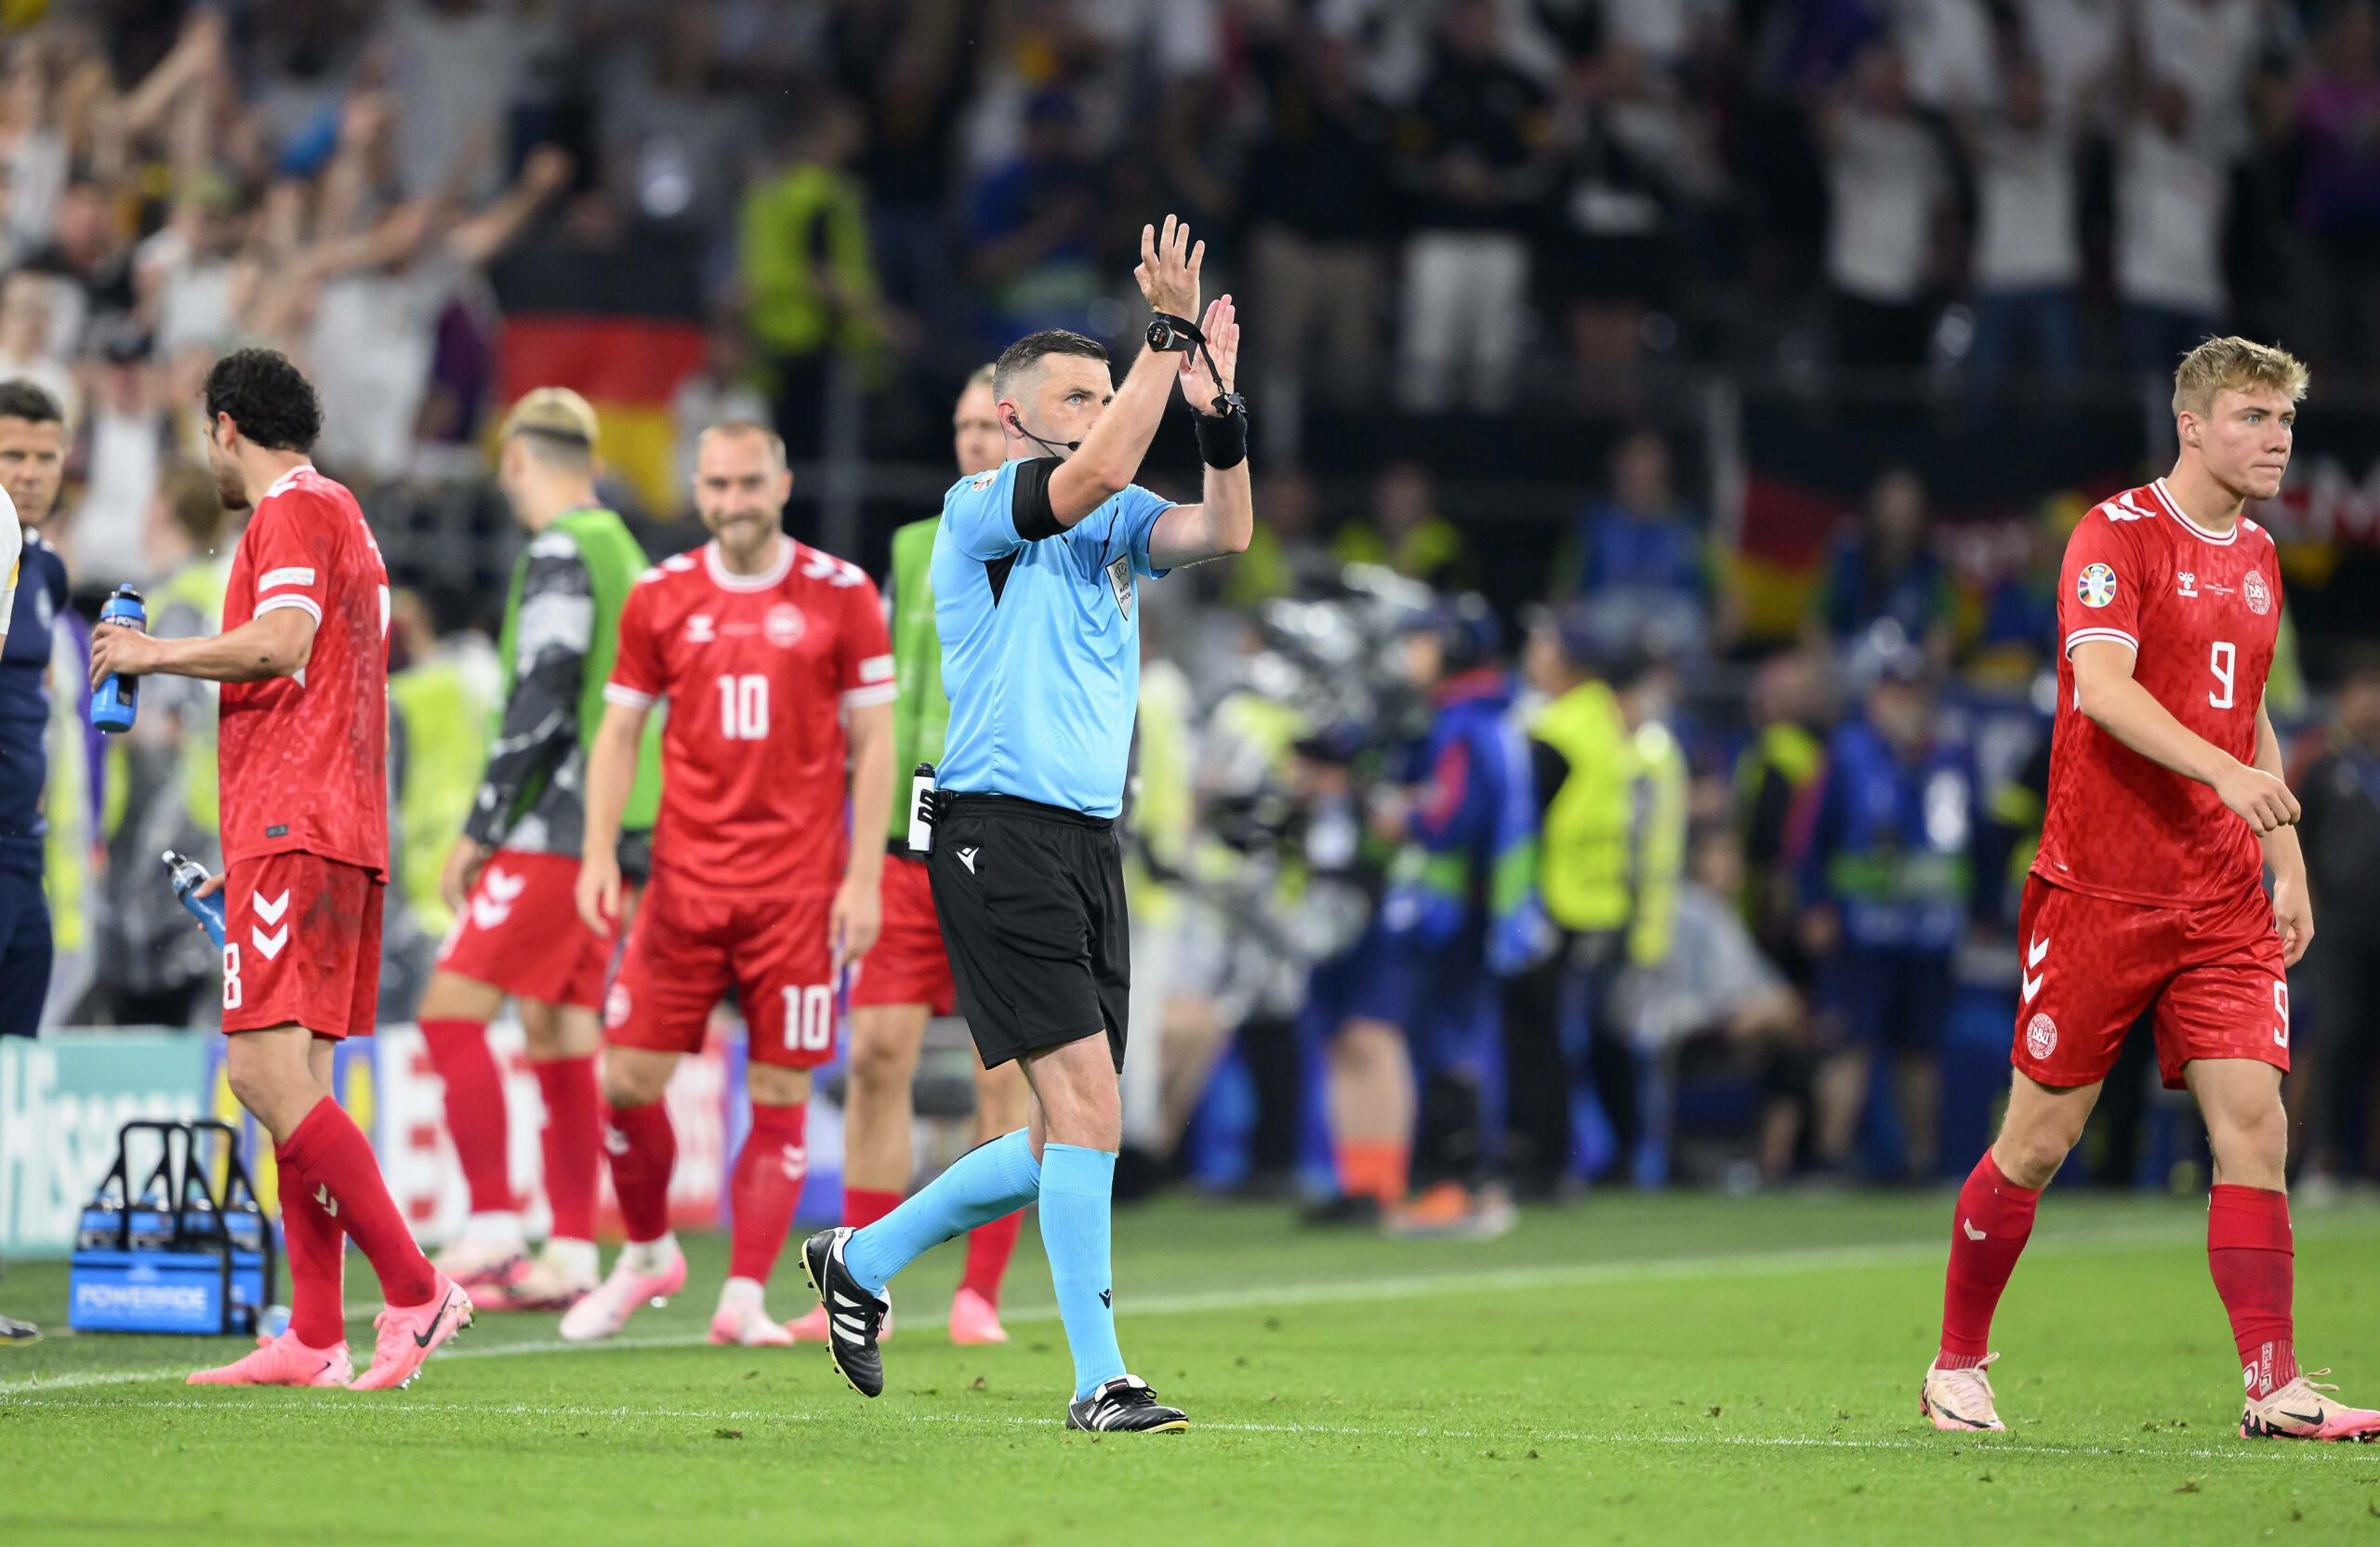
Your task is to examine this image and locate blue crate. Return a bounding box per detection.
[68,1119,279,1335]
[69,1250,231,1334]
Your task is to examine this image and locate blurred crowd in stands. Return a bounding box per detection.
[10,0,2380,1216]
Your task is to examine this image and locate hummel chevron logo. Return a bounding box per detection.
[471,867,527,929]
[1962,1218,1986,1241]
[1099,1289,1112,1308]
[315,1183,338,1219]
[252,889,290,924]
[2021,933,2048,1005]
[957,846,980,874]
[252,922,289,960]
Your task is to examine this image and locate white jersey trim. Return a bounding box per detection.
[2064,626,2139,657]
[253,594,322,626]
[840,682,898,709]
[260,463,319,504]
[602,683,656,709]
[702,537,795,592]
[2150,480,2241,546]
[258,566,316,591]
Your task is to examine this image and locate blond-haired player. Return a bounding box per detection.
[1922,337,2380,1441]
[418,389,662,1311]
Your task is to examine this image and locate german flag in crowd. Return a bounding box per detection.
[492,245,707,516]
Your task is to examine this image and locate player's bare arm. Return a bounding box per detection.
[1035,215,1203,527]
[831,697,894,969]
[2252,696,2314,966]
[576,697,648,934]
[2069,638,2299,834]
[87,603,314,687]
[1148,292,1254,569]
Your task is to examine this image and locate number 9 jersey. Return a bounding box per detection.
[599,538,892,1070]
[2036,478,2281,907]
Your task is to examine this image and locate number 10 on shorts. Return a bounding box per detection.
[782,984,833,1051]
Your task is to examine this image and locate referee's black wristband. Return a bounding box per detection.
[1194,396,1249,469]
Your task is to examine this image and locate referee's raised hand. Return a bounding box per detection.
[1178,295,1237,416]
[1133,214,1203,321]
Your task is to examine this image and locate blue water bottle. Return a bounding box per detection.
[164,849,225,948]
[91,585,145,734]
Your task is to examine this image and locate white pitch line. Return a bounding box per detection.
[0,1395,2343,1465]
[8,1215,2371,1402]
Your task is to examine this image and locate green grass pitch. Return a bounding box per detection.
[7,1193,2380,1544]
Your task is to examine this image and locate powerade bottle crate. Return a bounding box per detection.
[68,1119,279,1335]
[68,1250,234,1335]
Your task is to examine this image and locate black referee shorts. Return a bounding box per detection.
[927,792,1130,1071]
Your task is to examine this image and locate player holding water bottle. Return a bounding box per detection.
[88,349,471,1391]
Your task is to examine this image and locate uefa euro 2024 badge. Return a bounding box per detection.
[2078,562,2118,608]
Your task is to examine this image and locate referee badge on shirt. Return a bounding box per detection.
[1105,552,1133,620]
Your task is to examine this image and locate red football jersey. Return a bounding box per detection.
[218,465,391,879]
[606,538,893,897]
[2033,479,2282,907]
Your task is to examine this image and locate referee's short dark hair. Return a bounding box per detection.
[0,377,62,425]
[992,330,1108,403]
[203,347,323,454]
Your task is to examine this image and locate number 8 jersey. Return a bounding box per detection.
[605,538,893,897]
[2035,479,2282,907]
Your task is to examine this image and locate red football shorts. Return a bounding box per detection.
[220,851,383,1040]
[604,869,838,1070]
[435,850,610,1008]
[848,853,956,1015]
[2012,874,2290,1091]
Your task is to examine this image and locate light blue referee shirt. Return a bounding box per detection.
[931,456,1172,817]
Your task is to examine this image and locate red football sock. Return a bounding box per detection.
[531,1056,600,1243]
[2209,1183,2295,1398]
[959,1210,1024,1305]
[602,1100,677,1245]
[418,1018,512,1216]
[1937,1150,2041,1367]
[727,1103,808,1283]
[843,1186,901,1230]
[276,1150,346,1348]
[279,1098,437,1308]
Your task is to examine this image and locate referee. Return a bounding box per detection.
[807,215,1250,1434]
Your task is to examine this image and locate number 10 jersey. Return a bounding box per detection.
[606,538,893,898]
[2035,479,2283,908]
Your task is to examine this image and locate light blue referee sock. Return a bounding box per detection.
[843,1128,1041,1294]
[1038,1143,1127,1400]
